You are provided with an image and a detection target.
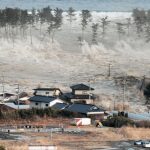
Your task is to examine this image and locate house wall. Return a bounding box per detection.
[35,90,54,96]
[35,90,60,97]
[30,102,49,109]
[30,99,64,109]
[74,90,88,95]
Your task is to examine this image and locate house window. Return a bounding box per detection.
[35,103,38,105]
[45,104,49,107]
[46,92,49,95]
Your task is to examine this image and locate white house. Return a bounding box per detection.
[29,95,64,109]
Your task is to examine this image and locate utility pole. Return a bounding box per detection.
[1,75,5,102]
[123,75,126,111]
[88,79,91,101]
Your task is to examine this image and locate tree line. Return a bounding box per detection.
[0,7,150,47]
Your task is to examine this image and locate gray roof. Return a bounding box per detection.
[29,96,56,103]
[70,84,94,90]
[52,103,68,110]
[3,103,29,110]
[65,103,105,115]
[33,88,61,91]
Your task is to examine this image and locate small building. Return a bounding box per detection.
[29,96,64,109]
[63,83,96,104]
[33,88,62,97]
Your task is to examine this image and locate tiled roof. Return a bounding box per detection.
[52,103,68,110]
[29,96,56,103]
[33,88,61,91]
[65,103,105,114]
[70,84,94,90]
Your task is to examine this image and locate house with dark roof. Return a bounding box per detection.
[64,103,105,115]
[52,102,106,119]
[63,83,96,104]
[33,88,63,97]
[29,95,64,109]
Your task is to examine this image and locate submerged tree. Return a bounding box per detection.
[91,23,99,44]
[116,23,125,40]
[47,8,63,43]
[132,8,147,37]
[145,10,150,42]
[100,16,110,39]
[67,7,76,28]
[126,18,131,36]
[80,9,91,41]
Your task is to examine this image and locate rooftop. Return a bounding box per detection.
[65,103,105,115]
[33,88,61,91]
[70,84,94,91]
[29,96,57,103]
[52,103,68,110]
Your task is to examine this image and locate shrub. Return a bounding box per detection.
[0,146,5,150]
[136,121,150,128]
[102,116,134,128]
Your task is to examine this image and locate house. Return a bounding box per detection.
[65,103,104,115]
[29,95,64,109]
[52,102,105,120]
[65,103,105,120]
[63,83,96,104]
[33,88,63,97]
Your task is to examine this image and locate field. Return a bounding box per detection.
[0,118,150,150]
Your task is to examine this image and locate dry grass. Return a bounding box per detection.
[117,127,150,139]
[0,121,150,150]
